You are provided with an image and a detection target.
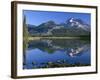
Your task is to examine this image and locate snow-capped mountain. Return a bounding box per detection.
[66,18,90,32]
[27,18,90,36]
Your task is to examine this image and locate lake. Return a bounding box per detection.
[23,39,91,69]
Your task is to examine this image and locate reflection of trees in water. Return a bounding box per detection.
[28,39,90,56]
[50,39,90,48]
[28,39,89,48]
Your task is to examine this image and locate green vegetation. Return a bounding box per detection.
[44,47,55,53]
[51,27,90,37]
[23,16,29,51]
[29,26,90,37]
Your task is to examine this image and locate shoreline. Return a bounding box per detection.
[28,37,80,40]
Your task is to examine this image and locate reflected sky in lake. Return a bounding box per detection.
[23,39,91,69]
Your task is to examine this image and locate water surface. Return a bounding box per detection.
[23,39,91,69]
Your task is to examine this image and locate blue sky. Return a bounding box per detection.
[23,10,91,26]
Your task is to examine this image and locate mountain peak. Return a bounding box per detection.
[69,18,74,23]
[66,18,90,31]
[44,20,56,26]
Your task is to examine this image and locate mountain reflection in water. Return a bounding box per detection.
[23,39,91,69]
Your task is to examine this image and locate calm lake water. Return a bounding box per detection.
[23,39,91,69]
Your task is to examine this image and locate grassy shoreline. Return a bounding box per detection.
[28,37,81,40]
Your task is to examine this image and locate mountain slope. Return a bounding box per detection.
[27,18,90,37]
